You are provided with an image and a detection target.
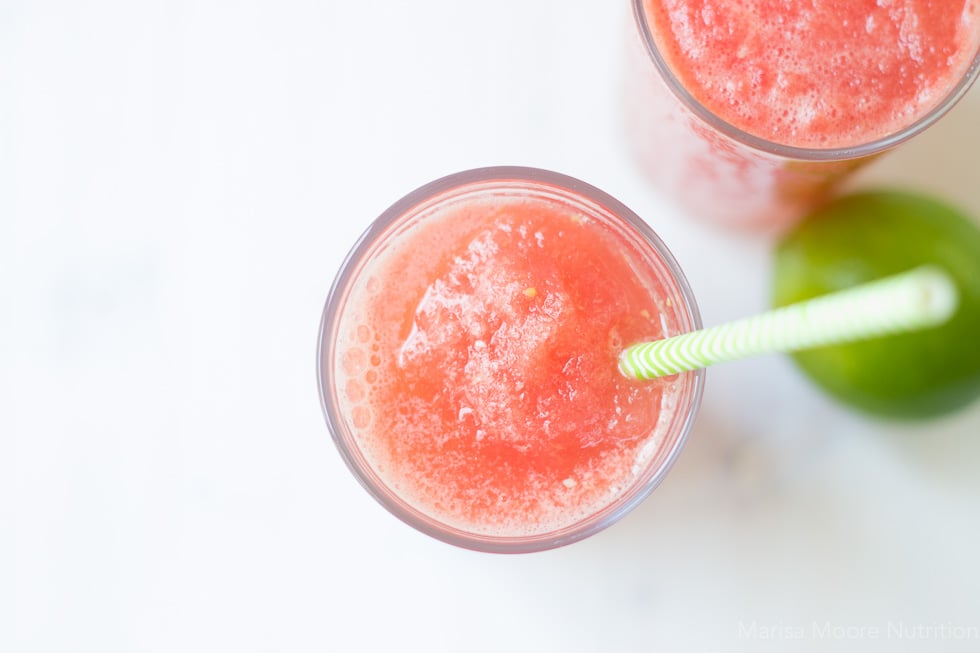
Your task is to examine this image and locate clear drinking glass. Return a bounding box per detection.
[625,0,980,230]
[317,167,704,553]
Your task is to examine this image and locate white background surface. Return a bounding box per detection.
[4,1,980,651]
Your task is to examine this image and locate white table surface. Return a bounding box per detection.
[5,1,980,651]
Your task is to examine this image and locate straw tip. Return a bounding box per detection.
[617,351,641,380]
[913,265,959,324]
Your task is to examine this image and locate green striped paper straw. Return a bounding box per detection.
[619,265,958,380]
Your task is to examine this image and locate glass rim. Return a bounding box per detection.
[316,166,706,553]
[632,0,980,161]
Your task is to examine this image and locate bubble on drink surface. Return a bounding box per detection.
[356,324,372,343]
[346,379,366,403]
[352,405,372,430]
[608,327,623,351]
[342,347,367,375]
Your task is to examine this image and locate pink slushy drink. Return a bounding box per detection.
[627,0,980,228]
[318,168,704,552]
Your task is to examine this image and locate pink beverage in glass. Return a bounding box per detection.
[317,168,704,553]
[626,0,980,229]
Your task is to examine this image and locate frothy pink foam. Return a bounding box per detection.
[336,195,684,536]
[645,0,980,148]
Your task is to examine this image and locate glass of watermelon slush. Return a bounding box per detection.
[317,167,704,552]
[626,0,980,229]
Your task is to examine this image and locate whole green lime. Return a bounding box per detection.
[773,190,980,419]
